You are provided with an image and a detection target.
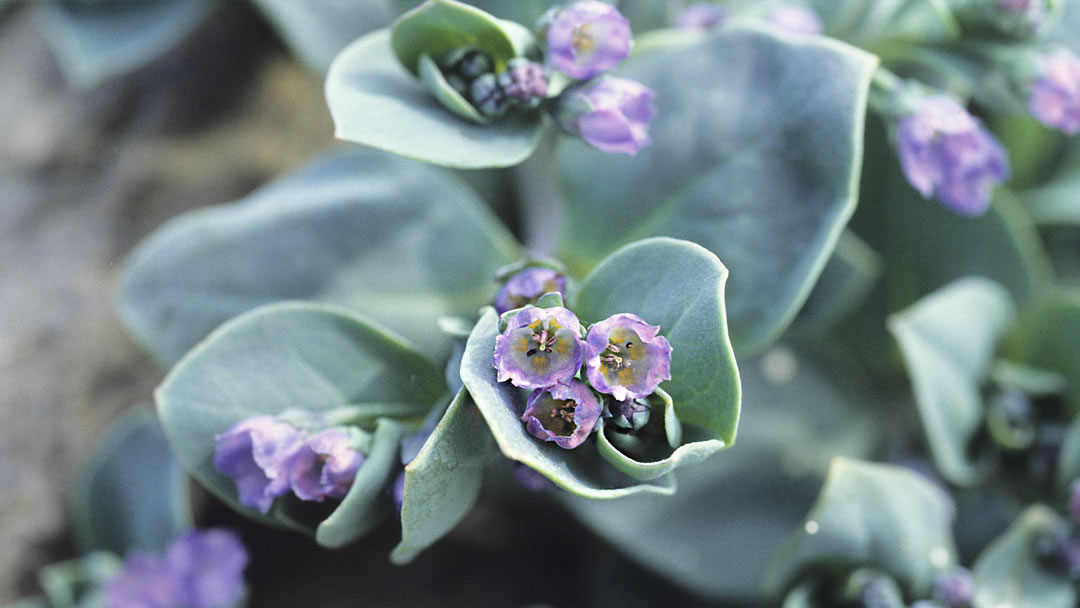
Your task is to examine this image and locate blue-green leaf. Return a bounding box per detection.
[459,308,675,499]
[792,230,882,337]
[973,505,1076,608]
[72,407,191,556]
[118,146,520,366]
[253,0,393,75]
[888,277,1016,486]
[1004,290,1080,412]
[326,28,544,168]
[391,0,526,75]
[38,0,216,87]
[763,458,957,599]
[555,26,877,353]
[574,237,741,446]
[39,552,121,608]
[392,388,493,563]
[156,302,446,540]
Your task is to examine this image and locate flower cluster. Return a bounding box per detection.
[897,94,1009,215]
[1028,48,1080,134]
[439,49,549,119]
[214,413,365,514]
[103,529,248,608]
[492,303,672,450]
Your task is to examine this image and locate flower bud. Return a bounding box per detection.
[290,427,366,502]
[555,76,656,155]
[766,5,823,36]
[494,267,567,314]
[1028,49,1080,134]
[214,415,304,513]
[675,3,727,30]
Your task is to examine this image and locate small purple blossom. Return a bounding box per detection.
[766,5,823,36]
[546,1,632,79]
[104,529,248,608]
[584,313,672,401]
[500,59,548,107]
[556,76,656,155]
[290,427,365,502]
[493,306,585,389]
[933,567,974,608]
[214,415,303,513]
[676,3,726,30]
[897,95,1009,215]
[522,380,602,449]
[1029,49,1080,134]
[604,396,651,432]
[494,267,567,314]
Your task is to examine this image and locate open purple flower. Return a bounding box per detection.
[766,5,823,36]
[214,415,303,513]
[676,3,727,30]
[290,427,365,502]
[897,95,1009,216]
[545,1,632,79]
[494,306,585,389]
[104,529,248,608]
[585,313,672,401]
[494,267,567,314]
[522,380,602,449]
[556,76,656,155]
[1029,49,1080,134]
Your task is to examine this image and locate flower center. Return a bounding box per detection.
[572,23,595,54]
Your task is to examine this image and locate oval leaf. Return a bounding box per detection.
[459,308,675,499]
[574,237,741,446]
[156,301,446,537]
[72,407,191,556]
[253,0,393,75]
[392,388,493,563]
[763,458,958,599]
[973,505,1076,608]
[326,28,544,168]
[888,277,1017,486]
[555,26,877,353]
[119,146,521,366]
[391,0,520,74]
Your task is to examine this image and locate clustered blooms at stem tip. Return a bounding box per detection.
[493,302,672,450]
[897,95,1009,216]
[103,529,248,608]
[214,413,365,514]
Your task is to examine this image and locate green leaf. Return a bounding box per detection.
[38,0,216,87]
[808,0,959,50]
[574,237,741,446]
[316,417,409,548]
[459,308,675,499]
[1024,171,1080,226]
[792,230,883,337]
[973,505,1076,608]
[391,0,525,75]
[253,0,393,75]
[326,28,544,168]
[560,342,881,602]
[1057,416,1080,493]
[763,458,957,599]
[39,552,121,608]
[72,407,191,556]
[888,277,1016,486]
[1004,290,1080,412]
[156,302,446,539]
[555,26,877,353]
[392,388,493,563]
[119,146,520,366]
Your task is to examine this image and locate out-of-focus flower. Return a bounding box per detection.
[1028,49,1080,134]
[897,95,1009,215]
[933,567,974,608]
[214,416,303,513]
[522,380,602,449]
[494,267,567,314]
[104,529,248,608]
[545,1,632,79]
[766,5,823,36]
[499,59,548,108]
[493,306,585,389]
[511,460,557,491]
[290,428,365,502]
[555,76,656,155]
[585,313,672,401]
[675,3,726,30]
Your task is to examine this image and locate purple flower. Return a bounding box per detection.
[1029,49,1080,134]
[290,427,365,502]
[604,396,651,432]
[933,567,974,608]
[104,529,248,608]
[499,59,548,107]
[545,1,632,79]
[522,380,602,449]
[494,267,567,314]
[511,460,557,491]
[897,95,1009,216]
[676,3,727,30]
[556,76,656,155]
[493,306,585,389]
[584,313,671,401]
[214,415,303,513]
[766,5,823,36]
